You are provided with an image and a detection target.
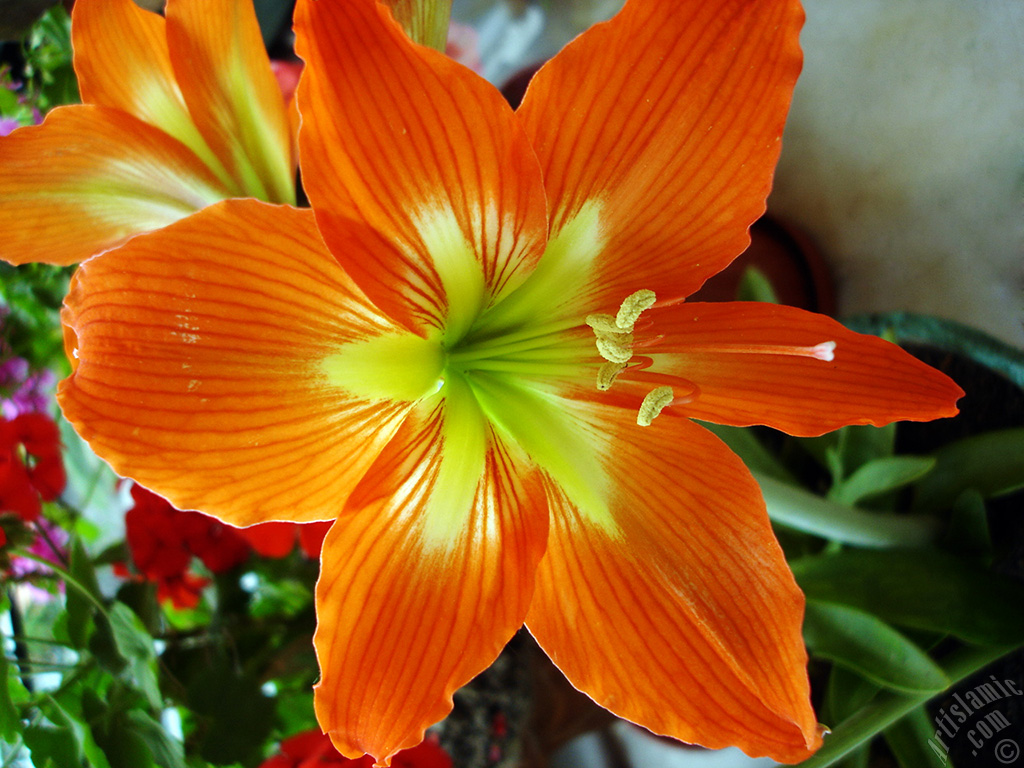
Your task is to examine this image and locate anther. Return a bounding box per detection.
[588,290,659,389]
[615,289,657,331]
[585,314,622,335]
[637,385,675,426]
[596,361,627,391]
[596,335,634,364]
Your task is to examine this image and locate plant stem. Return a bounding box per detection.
[9,550,106,615]
[5,589,32,693]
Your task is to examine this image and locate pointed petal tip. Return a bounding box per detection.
[637,302,971,436]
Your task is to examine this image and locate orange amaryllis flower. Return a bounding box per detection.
[56,0,963,764]
[0,0,294,267]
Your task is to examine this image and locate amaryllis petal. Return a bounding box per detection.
[526,404,821,763]
[294,0,548,335]
[70,0,226,187]
[58,199,406,525]
[314,393,548,765]
[166,0,295,204]
[517,0,803,312]
[624,302,964,436]
[0,106,230,266]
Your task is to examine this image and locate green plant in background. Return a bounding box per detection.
[0,6,77,129]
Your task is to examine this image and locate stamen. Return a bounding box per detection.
[595,335,634,364]
[585,314,622,335]
[587,289,662,391]
[596,361,627,391]
[615,289,657,331]
[637,386,675,426]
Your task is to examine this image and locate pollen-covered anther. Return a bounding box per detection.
[595,335,634,364]
[637,385,675,427]
[615,289,657,331]
[585,313,623,335]
[596,361,627,391]
[587,289,661,371]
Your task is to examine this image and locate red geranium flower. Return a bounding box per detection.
[260,730,451,768]
[124,484,251,607]
[240,521,332,559]
[0,413,66,521]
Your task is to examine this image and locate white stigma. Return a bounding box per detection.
[811,341,837,362]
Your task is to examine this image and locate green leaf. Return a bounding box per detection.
[913,428,1024,512]
[792,550,1024,644]
[67,538,103,649]
[829,456,936,506]
[798,644,1015,768]
[833,748,869,768]
[805,601,948,694]
[25,696,84,768]
[24,723,82,768]
[126,710,186,768]
[0,653,26,740]
[942,489,992,559]
[736,266,780,303]
[0,84,20,114]
[797,430,842,477]
[838,424,897,477]
[107,604,161,711]
[82,689,155,768]
[188,665,274,765]
[825,667,879,725]
[89,615,129,676]
[107,603,154,662]
[248,577,313,619]
[884,706,951,768]
[758,475,940,548]
[702,424,795,482]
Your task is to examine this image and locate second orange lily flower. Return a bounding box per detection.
[0,0,295,267]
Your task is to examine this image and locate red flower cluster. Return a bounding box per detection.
[239,520,332,560]
[259,730,451,768]
[0,413,65,522]
[124,485,252,608]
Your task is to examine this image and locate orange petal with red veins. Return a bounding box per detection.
[0,106,230,266]
[70,0,224,183]
[632,302,963,436]
[526,403,821,763]
[294,0,547,333]
[58,199,406,526]
[518,0,803,310]
[165,0,295,203]
[313,396,548,765]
